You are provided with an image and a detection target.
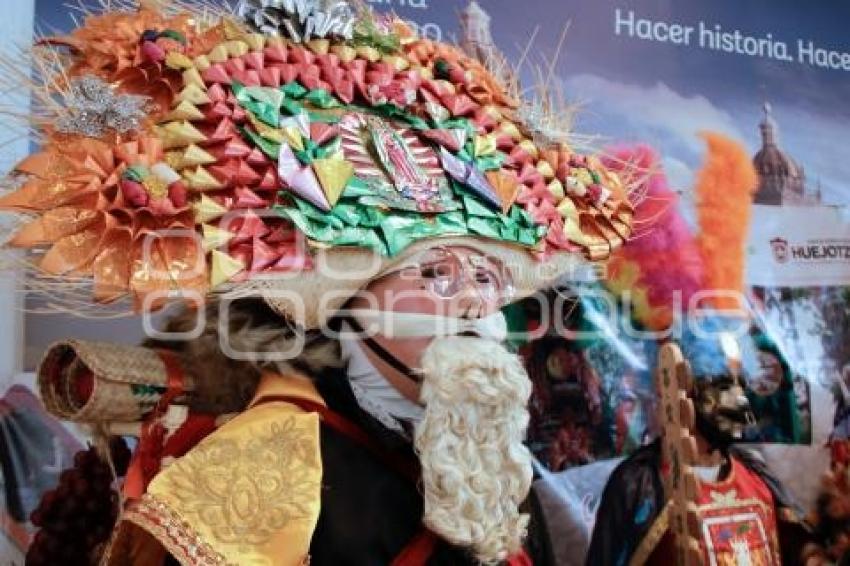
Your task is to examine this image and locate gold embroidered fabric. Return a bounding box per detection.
[113,374,325,566]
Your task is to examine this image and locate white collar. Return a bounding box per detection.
[339,321,424,436]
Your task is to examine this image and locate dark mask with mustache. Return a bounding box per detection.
[692,373,757,449]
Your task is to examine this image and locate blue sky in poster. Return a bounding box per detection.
[35,0,850,205]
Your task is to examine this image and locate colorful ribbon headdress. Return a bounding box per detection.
[0,0,636,327]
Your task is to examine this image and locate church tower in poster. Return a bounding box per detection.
[459,1,513,88]
[753,103,821,206]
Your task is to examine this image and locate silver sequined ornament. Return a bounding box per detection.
[56,76,149,138]
[237,0,356,43]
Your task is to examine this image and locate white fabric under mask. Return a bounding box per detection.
[339,321,425,435]
[345,309,509,341]
[693,464,722,483]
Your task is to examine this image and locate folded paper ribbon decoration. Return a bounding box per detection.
[0,0,637,329]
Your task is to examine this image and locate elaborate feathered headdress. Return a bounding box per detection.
[607,133,758,333]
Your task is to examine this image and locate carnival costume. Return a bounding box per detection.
[0,1,639,564]
[587,138,810,565]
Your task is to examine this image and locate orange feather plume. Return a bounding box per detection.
[694,133,759,311]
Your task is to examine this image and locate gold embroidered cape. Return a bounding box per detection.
[105,374,324,566]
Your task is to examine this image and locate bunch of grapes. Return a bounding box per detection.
[26,437,131,566]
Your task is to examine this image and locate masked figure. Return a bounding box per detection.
[589,136,814,565]
[586,328,809,565]
[0,2,638,565]
[745,334,801,444]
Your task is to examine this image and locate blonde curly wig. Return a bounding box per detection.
[415,336,534,564]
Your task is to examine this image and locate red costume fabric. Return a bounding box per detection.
[649,457,781,565]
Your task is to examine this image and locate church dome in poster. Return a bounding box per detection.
[754,111,802,178]
[753,103,812,205]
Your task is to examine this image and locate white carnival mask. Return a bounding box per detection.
[344,308,509,342]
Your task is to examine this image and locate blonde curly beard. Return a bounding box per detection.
[415,336,533,564]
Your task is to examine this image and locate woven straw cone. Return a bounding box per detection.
[37,340,192,424]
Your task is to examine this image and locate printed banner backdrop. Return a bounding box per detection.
[748,206,850,288]
[519,288,656,471]
[15,1,850,563]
